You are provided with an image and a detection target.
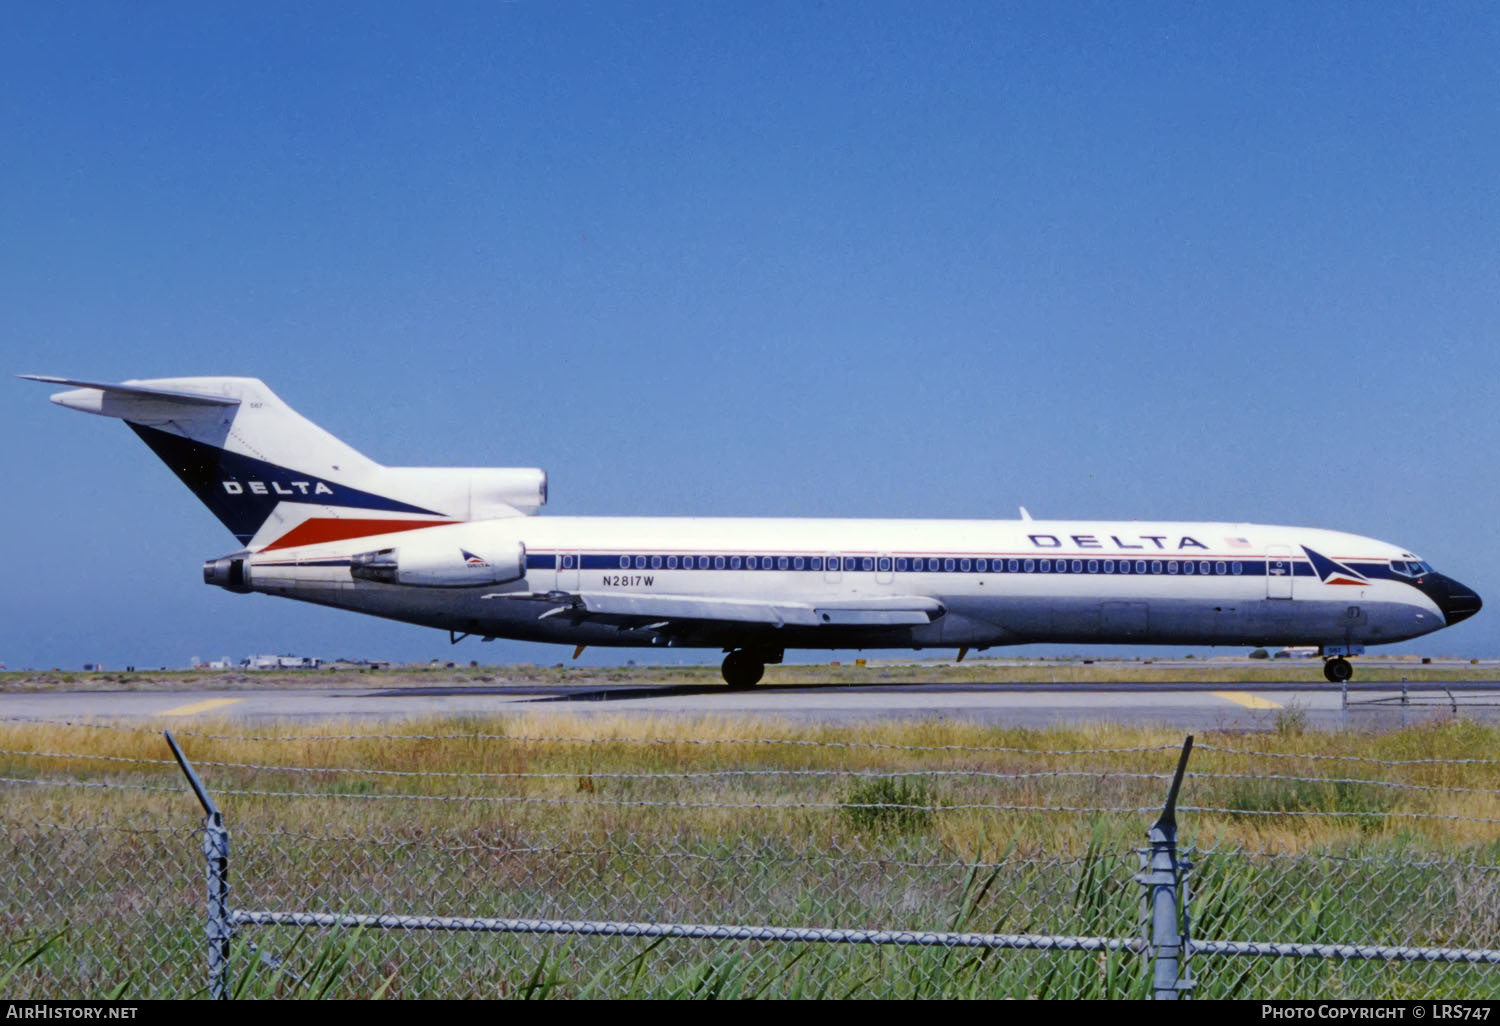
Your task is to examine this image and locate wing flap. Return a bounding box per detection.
[488,591,944,630]
[575,592,821,627]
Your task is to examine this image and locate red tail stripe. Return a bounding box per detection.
[262,518,453,551]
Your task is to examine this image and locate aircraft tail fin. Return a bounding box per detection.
[23,375,546,549]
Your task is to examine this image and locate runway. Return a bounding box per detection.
[8,680,1500,730]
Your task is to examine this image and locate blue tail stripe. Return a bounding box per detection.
[128,423,442,543]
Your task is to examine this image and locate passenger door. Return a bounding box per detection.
[1266,545,1293,600]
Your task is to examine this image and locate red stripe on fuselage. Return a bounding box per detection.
[262,518,453,551]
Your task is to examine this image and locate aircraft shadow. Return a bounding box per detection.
[358,679,1499,703]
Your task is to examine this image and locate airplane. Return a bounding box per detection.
[24,374,1482,687]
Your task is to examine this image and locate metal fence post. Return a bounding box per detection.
[203,813,231,1000]
[1138,735,1194,1000]
[165,731,232,1000]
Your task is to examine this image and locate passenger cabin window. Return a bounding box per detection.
[877,557,891,572]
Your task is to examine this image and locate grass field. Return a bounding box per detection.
[4,714,1500,997]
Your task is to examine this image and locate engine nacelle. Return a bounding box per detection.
[350,535,527,588]
[379,467,547,519]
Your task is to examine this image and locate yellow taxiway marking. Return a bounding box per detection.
[1211,690,1284,711]
[158,698,243,717]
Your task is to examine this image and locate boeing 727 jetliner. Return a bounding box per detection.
[25,375,1482,686]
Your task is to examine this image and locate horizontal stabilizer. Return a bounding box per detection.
[19,375,241,413]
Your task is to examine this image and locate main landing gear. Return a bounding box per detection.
[1323,657,1353,684]
[720,648,783,689]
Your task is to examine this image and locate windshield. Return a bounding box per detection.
[1389,559,1434,577]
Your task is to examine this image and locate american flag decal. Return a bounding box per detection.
[1225,537,1251,549]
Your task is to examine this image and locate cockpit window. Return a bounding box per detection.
[1389,559,1434,577]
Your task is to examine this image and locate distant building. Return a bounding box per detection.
[244,654,322,670]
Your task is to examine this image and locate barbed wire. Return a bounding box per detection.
[1195,743,1500,767]
[0,748,1176,784]
[0,717,1178,756]
[14,744,1500,804]
[0,775,1162,813]
[1177,805,1500,825]
[7,747,1500,797]
[9,774,1500,824]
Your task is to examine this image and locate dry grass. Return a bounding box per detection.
[3,714,1499,856]
[6,715,1500,998]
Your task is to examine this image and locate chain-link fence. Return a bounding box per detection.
[3,718,1500,999]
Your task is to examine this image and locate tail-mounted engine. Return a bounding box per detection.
[350,535,527,587]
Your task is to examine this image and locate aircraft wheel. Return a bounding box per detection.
[1323,657,1353,683]
[721,650,765,689]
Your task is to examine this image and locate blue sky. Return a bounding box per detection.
[5,3,1498,669]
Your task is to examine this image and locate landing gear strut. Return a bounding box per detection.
[1323,656,1353,683]
[721,650,765,689]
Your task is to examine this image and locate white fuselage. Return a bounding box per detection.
[241,516,1451,653]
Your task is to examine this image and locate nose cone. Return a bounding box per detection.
[1424,574,1483,626]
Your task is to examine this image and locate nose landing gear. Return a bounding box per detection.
[1323,656,1353,683]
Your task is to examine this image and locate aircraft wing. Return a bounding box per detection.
[489,591,944,630]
